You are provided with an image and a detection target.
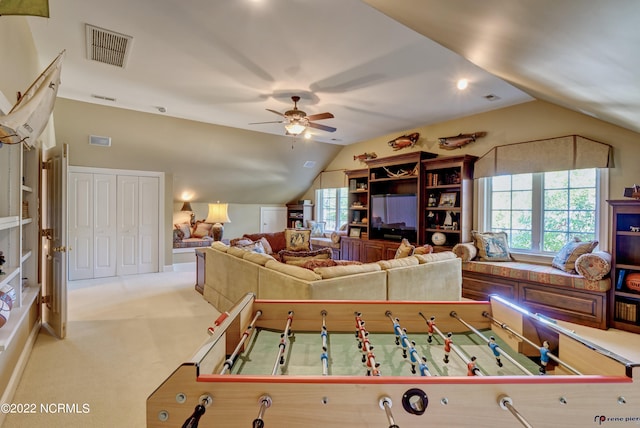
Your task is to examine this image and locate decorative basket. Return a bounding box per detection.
[626,272,640,292]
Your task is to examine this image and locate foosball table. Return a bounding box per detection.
[147,293,640,427]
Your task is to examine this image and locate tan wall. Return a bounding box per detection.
[322,100,640,234]
[0,17,40,104]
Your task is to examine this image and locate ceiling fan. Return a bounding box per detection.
[249,96,336,136]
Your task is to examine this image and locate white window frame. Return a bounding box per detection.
[315,187,348,232]
[477,168,609,263]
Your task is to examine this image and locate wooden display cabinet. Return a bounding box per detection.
[422,155,477,249]
[608,199,640,333]
[345,169,369,239]
[286,203,313,229]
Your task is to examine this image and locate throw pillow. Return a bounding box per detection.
[173,228,185,242]
[394,238,415,259]
[192,221,213,238]
[301,259,338,270]
[413,244,434,255]
[552,237,598,273]
[574,251,611,281]
[472,231,512,261]
[279,247,333,266]
[310,221,326,237]
[259,237,273,255]
[175,222,191,239]
[173,210,193,225]
[236,240,266,253]
[284,228,311,251]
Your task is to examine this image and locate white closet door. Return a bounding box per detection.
[117,175,139,276]
[68,172,94,280]
[93,174,117,278]
[138,176,159,274]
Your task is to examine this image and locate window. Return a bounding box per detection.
[316,187,348,231]
[486,168,603,253]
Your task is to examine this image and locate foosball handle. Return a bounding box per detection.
[181,404,205,428]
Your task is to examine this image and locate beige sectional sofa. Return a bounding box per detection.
[203,242,462,312]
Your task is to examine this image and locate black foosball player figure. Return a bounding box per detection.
[426,316,436,344]
[539,340,551,374]
[0,250,5,275]
[488,336,503,367]
[467,356,479,376]
[443,332,453,364]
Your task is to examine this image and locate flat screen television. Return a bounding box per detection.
[369,193,417,241]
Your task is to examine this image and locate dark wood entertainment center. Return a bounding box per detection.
[342,152,477,262]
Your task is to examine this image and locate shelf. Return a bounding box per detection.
[616,263,640,270]
[0,286,40,352]
[616,231,640,236]
[0,266,20,287]
[426,207,461,211]
[21,218,32,226]
[0,216,20,231]
[21,250,32,264]
[425,228,460,234]
[369,175,417,183]
[349,206,367,210]
[614,290,640,299]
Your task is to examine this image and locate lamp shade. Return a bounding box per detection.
[206,202,231,224]
[284,121,306,136]
[180,201,193,212]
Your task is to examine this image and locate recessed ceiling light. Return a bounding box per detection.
[303,161,316,168]
[456,79,469,90]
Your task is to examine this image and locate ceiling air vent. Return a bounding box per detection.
[89,135,111,147]
[303,161,316,168]
[86,24,133,68]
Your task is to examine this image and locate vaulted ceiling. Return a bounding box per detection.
[22,0,640,203]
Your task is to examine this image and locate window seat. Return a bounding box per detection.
[454,243,612,329]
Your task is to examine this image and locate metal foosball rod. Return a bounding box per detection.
[420,313,485,375]
[320,310,329,376]
[385,311,431,375]
[450,311,534,376]
[498,395,534,428]
[219,310,262,375]
[271,311,294,376]
[252,395,272,428]
[379,397,400,428]
[483,311,582,375]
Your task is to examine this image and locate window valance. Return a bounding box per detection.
[474,135,612,179]
[314,169,347,189]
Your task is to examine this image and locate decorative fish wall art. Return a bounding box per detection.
[388,132,420,151]
[438,132,487,150]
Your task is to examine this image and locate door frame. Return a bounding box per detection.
[68,166,165,273]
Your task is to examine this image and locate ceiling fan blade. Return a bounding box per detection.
[266,108,286,117]
[306,112,334,121]
[248,120,285,125]
[307,122,337,132]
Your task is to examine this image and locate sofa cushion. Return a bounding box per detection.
[236,239,266,253]
[378,257,419,270]
[279,247,333,266]
[284,228,311,251]
[243,251,276,266]
[574,251,611,281]
[314,263,381,279]
[265,259,322,281]
[551,238,598,273]
[211,241,229,252]
[243,231,287,254]
[227,246,249,258]
[472,231,512,261]
[394,238,415,259]
[414,251,457,264]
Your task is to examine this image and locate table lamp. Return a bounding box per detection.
[206,202,231,241]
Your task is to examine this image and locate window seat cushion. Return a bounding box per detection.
[462,260,611,292]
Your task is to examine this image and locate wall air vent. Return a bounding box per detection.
[91,94,117,102]
[86,24,133,68]
[89,135,111,147]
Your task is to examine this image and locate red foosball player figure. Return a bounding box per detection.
[426,316,436,344]
[443,332,453,364]
[539,340,550,374]
[467,356,479,376]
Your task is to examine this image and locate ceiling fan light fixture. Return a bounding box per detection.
[285,121,306,136]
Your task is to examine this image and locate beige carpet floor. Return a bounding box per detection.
[3,264,640,427]
[2,264,217,428]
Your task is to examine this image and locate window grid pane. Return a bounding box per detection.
[316,187,348,231]
[490,169,597,254]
